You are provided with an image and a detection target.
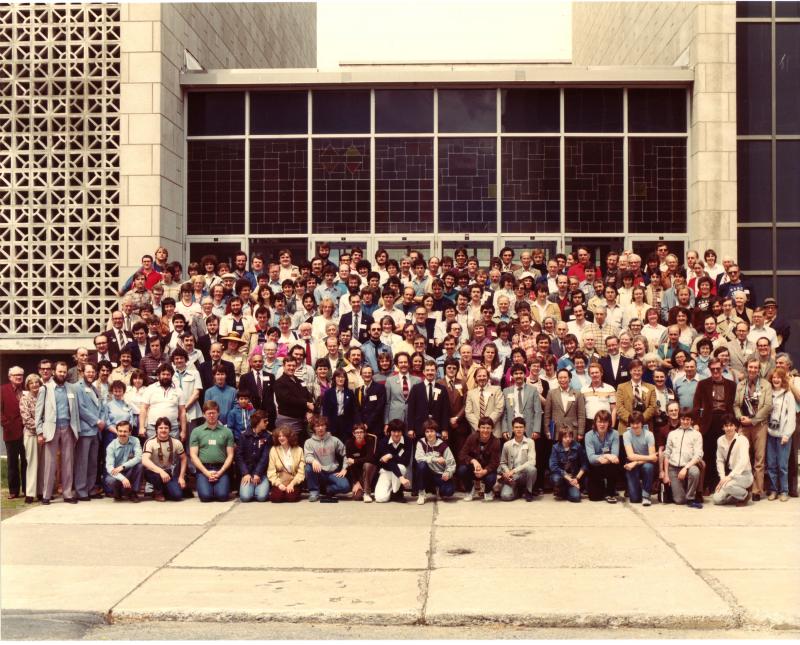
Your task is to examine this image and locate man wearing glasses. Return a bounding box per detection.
[718,264,755,306]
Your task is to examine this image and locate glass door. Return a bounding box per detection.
[502,238,560,263]
[373,239,434,263]
[563,236,621,272]
[186,238,246,267]
[312,240,369,266]
[440,238,496,268]
[249,237,310,265]
[630,237,687,268]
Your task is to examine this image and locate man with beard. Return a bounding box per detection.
[35,361,81,504]
[139,363,188,442]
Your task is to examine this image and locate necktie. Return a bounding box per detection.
[256,372,263,399]
[479,387,486,418]
[449,380,454,390]
[353,314,358,337]
[635,383,641,404]
[117,330,125,349]
[124,315,131,332]
[358,386,363,406]
[428,382,434,414]
[305,339,312,366]
[402,375,409,399]
[517,386,523,414]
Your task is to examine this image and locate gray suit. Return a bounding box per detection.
[543,387,586,439]
[35,380,81,500]
[502,383,543,438]
[383,373,421,426]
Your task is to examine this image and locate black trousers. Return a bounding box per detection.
[4,439,27,496]
[588,461,621,501]
[703,413,726,492]
[534,436,553,490]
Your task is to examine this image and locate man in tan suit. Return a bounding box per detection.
[457,344,479,392]
[465,367,504,438]
[438,358,468,459]
[543,368,586,440]
[616,359,657,430]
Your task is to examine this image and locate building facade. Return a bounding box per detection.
[1,1,798,366]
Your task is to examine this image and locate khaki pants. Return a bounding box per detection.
[43,425,77,500]
[23,434,45,498]
[739,421,767,496]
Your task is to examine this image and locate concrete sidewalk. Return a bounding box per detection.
[2,495,799,633]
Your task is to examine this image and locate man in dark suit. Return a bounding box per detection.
[274,356,314,445]
[321,370,357,444]
[104,312,131,360]
[338,293,374,345]
[354,365,387,438]
[122,322,149,369]
[89,333,119,367]
[407,359,451,438]
[198,341,236,392]
[438,357,468,461]
[412,305,440,358]
[238,351,277,429]
[693,357,737,493]
[196,315,221,362]
[599,335,632,389]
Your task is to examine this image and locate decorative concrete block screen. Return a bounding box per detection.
[0,3,120,337]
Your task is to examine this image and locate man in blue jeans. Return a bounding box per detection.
[549,425,587,503]
[622,411,658,506]
[142,416,187,501]
[414,420,456,504]
[304,415,350,502]
[189,401,235,502]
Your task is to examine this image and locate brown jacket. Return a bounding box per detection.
[693,377,736,435]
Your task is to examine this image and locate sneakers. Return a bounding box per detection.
[417,493,426,505]
[688,500,703,509]
[153,493,166,502]
[524,491,534,502]
[779,493,789,502]
[642,497,652,507]
[768,491,778,501]
[463,491,474,502]
[605,495,618,504]
[363,492,373,503]
[308,491,320,502]
[484,491,494,502]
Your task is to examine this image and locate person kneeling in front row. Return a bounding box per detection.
[457,417,501,501]
[414,420,456,505]
[104,420,143,502]
[549,425,587,502]
[623,411,658,506]
[142,416,187,501]
[267,426,304,503]
[375,420,412,503]
[662,407,704,509]
[345,423,377,503]
[713,414,754,506]
[584,410,622,503]
[498,417,537,502]
[189,401,235,502]
[304,415,350,503]
[235,411,272,502]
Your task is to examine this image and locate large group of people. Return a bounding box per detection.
[2,242,797,508]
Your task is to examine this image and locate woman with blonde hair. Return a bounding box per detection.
[19,373,44,503]
[766,368,797,502]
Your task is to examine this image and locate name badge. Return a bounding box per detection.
[508,394,515,403]
[359,323,367,329]
[433,389,440,400]
[455,384,463,391]
[208,439,217,446]
[369,394,378,401]
[397,448,404,457]
[566,396,576,402]
[85,388,92,394]
[67,393,75,399]
[620,371,629,378]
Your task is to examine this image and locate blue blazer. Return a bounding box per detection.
[75,379,107,437]
[338,311,374,344]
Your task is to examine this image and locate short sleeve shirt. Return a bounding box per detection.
[190,423,234,464]
[623,429,655,456]
[143,383,186,429]
[143,436,184,469]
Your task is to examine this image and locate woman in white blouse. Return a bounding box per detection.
[712,413,753,506]
[311,298,339,341]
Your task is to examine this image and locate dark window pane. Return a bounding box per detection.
[311,138,370,235]
[776,24,800,134]
[628,138,687,233]
[438,89,496,133]
[188,242,243,267]
[501,89,559,133]
[632,240,686,265]
[375,138,434,234]
[776,228,800,270]
[776,1,800,17]
[737,1,771,17]
[777,276,800,358]
[564,238,620,268]
[249,239,309,265]
[737,24,772,135]
[441,241,495,267]
[628,89,687,132]
[738,141,772,223]
[375,90,433,133]
[565,137,623,233]
[438,138,497,233]
[777,141,800,221]
[187,92,245,136]
[737,227,773,271]
[564,89,623,132]
[501,138,560,233]
[746,275,774,309]
[186,140,245,235]
[250,139,308,235]
[312,91,370,134]
[250,91,307,135]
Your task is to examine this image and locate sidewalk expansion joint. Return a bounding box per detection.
[627,503,747,629]
[105,499,242,623]
[416,498,439,625]
[165,565,428,573]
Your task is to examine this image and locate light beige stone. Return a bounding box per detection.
[119,206,153,237]
[693,92,729,124]
[694,151,729,182]
[120,144,153,176]
[1,565,155,612]
[128,52,162,84]
[127,3,161,22]
[173,525,430,570]
[128,175,161,206]
[121,21,154,53]
[120,83,153,114]
[695,34,729,64]
[114,568,423,623]
[128,113,161,145]
[712,569,800,628]
[425,567,732,627]
[660,527,800,570]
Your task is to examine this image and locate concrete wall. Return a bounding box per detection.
[118,2,316,280]
[573,2,737,259]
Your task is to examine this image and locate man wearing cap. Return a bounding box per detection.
[763,297,790,353]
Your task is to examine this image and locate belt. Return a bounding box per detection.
[202,462,224,469]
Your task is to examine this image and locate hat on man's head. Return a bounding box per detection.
[763,297,777,307]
